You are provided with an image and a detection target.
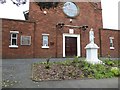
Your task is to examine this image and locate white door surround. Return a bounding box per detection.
[63,33,80,57]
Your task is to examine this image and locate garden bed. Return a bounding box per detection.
[32,58,120,81]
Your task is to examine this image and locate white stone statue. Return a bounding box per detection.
[85,28,103,64]
[89,28,95,43]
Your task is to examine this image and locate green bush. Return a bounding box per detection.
[111,67,120,76]
[79,60,119,79]
[104,72,114,78]
[102,60,120,67]
[62,59,72,66]
[103,60,114,66]
[95,73,104,79]
[72,56,79,63]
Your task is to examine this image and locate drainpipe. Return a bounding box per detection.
[55,26,58,58]
[99,28,102,57]
[33,22,36,58]
[80,28,82,57]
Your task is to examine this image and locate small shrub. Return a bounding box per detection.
[72,56,79,63]
[95,73,104,79]
[104,72,114,78]
[103,60,115,66]
[111,67,120,76]
[62,59,72,66]
[112,60,120,67]
[45,58,51,69]
[45,64,50,69]
[46,57,51,64]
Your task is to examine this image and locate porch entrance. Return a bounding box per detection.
[63,33,80,57]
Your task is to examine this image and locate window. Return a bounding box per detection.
[9,31,19,48]
[109,37,114,49]
[42,34,49,48]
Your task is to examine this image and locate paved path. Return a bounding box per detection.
[2,58,119,88]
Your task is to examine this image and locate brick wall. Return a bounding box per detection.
[100,29,119,58]
[29,2,103,58]
[2,19,35,58]
[3,2,120,58]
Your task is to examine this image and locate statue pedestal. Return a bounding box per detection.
[85,43,102,64]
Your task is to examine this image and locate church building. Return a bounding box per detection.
[1,1,120,58]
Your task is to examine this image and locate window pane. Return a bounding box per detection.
[110,43,113,47]
[12,34,17,38]
[43,35,48,46]
[110,39,114,47]
[12,39,17,45]
[110,39,113,43]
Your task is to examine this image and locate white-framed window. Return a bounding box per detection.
[9,31,19,48]
[109,37,114,49]
[21,36,31,46]
[42,34,49,48]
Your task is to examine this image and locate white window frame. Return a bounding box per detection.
[9,31,19,48]
[42,34,49,49]
[109,37,114,50]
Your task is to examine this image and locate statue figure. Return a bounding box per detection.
[89,28,95,43]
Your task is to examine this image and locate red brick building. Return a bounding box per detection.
[1,2,120,58]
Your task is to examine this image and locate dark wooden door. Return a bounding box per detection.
[65,37,77,57]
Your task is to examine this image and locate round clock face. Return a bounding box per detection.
[63,2,79,18]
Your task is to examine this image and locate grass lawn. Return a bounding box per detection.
[32,57,120,81]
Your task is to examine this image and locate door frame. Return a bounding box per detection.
[63,33,80,57]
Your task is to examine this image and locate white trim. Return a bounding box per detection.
[109,37,114,39]
[10,33,18,47]
[10,31,19,47]
[110,47,115,50]
[42,46,49,49]
[9,45,18,48]
[42,34,49,48]
[10,31,19,34]
[42,34,49,36]
[63,33,80,57]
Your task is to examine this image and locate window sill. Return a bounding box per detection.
[9,45,18,48]
[42,46,49,49]
[110,47,114,50]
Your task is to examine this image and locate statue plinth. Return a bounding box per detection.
[85,43,102,64]
[85,28,102,64]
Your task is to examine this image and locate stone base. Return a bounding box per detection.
[85,59,103,64]
[85,42,103,64]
